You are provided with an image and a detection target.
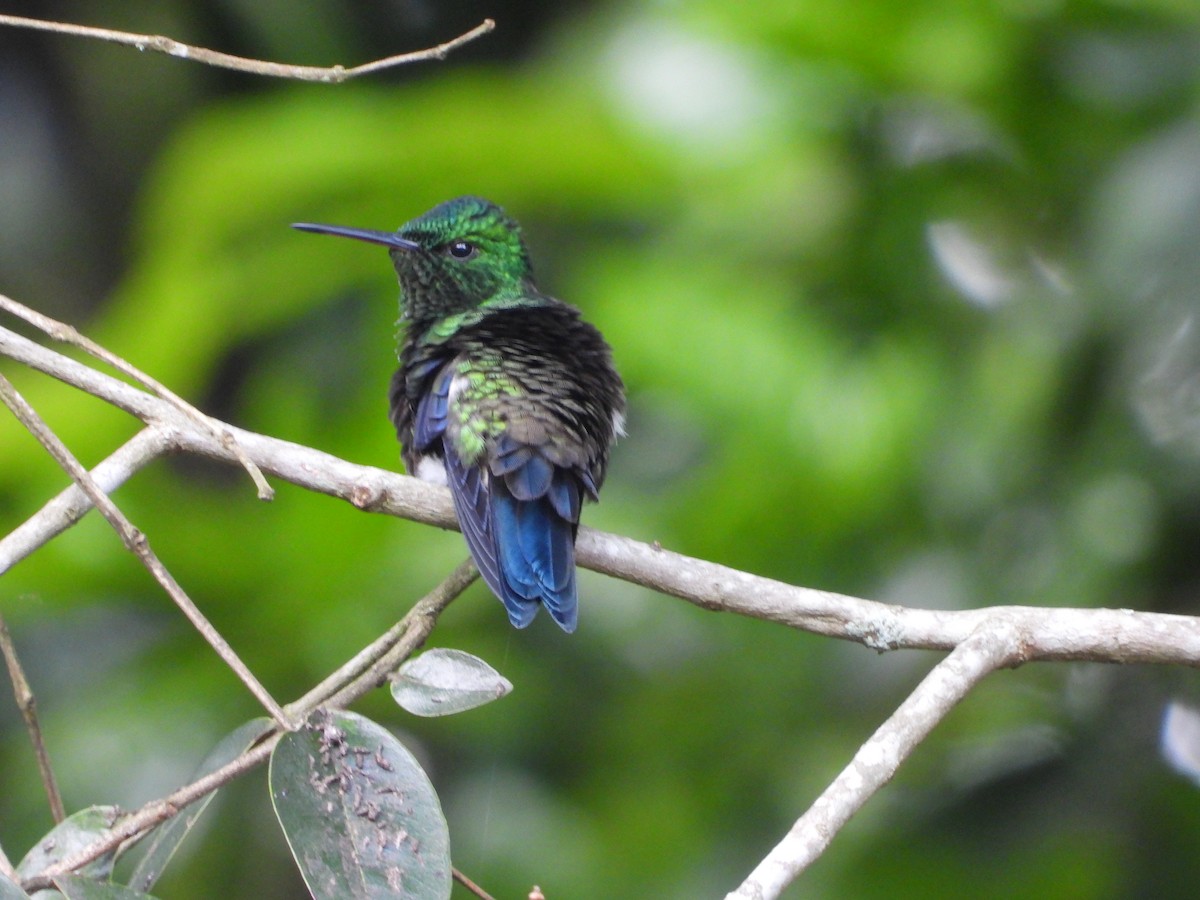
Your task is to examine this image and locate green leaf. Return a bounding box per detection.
[127,718,272,892]
[16,807,121,898]
[269,710,451,900]
[0,871,31,899]
[54,876,158,900]
[391,649,512,717]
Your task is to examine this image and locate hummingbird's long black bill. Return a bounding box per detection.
[291,222,419,251]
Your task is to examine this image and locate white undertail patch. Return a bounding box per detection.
[414,455,449,486]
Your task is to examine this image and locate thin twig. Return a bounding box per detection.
[454,867,499,900]
[292,558,477,713]
[20,565,475,893]
[0,14,494,82]
[0,373,291,731]
[323,559,478,710]
[0,612,66,823]
[0,294,273,500]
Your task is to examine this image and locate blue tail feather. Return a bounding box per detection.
[442,439,579,631]
[547,472,581,523]
[504,454,553,501]
[494,487,578,632]
[491,434,532,475]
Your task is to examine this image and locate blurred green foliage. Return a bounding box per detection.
[3,0,1200,897]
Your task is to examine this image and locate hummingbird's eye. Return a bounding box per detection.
[446,240,476,260]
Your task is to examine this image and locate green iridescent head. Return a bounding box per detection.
[294,196,534,324]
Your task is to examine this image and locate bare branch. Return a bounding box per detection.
[1,318,194,420]
[581,529,1200,665]
[0,428,167,576]
[0,294,272,500]
[726,622,1017,900]
[0,373,291,730]
[0,611,66,823]
[4,322,1200,667]
[0,14,495,82]
[323,559,477,709]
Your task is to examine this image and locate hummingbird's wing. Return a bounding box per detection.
[410,361,506,599]
[412,360,582,632]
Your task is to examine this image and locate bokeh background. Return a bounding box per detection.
[3,1,1200,897]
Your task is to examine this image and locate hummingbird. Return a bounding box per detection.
[294,197,625,632]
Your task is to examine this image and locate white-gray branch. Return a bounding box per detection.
[3,321,1199,666]
[724,623,1018,899]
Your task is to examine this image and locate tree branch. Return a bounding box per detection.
[0,295,272,499]
[725,622,1017,899]
[454,868,498,900]
[0,14,495,82]
[3,321,1199,667]
[0,427,167,571]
